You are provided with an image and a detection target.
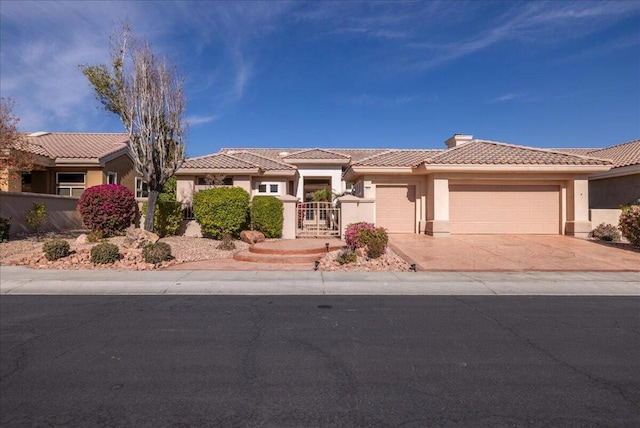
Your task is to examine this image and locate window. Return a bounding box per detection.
[257,183,279,194]
[135,177,149,198]
[56,172,85,197]
[21,172,32,192]
[107,171,117,185]
[196,176,233,186]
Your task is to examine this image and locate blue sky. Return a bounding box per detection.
[1,1,639,157]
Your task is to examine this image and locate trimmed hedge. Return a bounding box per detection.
[142,242,172,264]
[250,196,283,238]
[142,200,183,238]
[193,187,250,239]
[78,184,136,236]
[90,242,120,264]
[43,239,70,261]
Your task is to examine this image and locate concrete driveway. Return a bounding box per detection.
[389,234,640,271]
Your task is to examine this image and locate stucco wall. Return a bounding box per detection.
[589,174,640,209]
[295,166,344,200]
[104,155,137,193]
[0,192,82,234]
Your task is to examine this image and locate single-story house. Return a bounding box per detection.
[555,139,639,209]
[174,134,614,238]
[0,132,141,198]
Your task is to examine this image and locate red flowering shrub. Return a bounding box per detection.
[77,184,136,236]
[344,222,389,258]
[345,222,377,249]
[619,203,640,247]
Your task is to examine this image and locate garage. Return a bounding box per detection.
[376,185,416,233]
[449,184,560,234]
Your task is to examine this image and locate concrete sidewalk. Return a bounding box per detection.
[1,266,639,296]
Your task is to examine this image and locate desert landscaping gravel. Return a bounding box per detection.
[1,231,411,271]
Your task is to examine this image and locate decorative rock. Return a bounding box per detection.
[122,226,159,249]
[75,234,88,244]
[355,247,367,258]
[240,230,266,244]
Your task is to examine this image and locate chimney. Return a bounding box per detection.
[445,134,472,149]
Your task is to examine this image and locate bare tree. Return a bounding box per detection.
[0,97,35,190]
[81,24,186,231]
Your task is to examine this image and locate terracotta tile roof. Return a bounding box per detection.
[182,153,258,170]
[584,139,640,168]
[283,148,351,160]
[424,140,610,166]
[10,138,51,157]
[354,149,443,167]
[25,132,128,160]
[551,148,599,156]
[219,148,388,163]
[228,151,295,170]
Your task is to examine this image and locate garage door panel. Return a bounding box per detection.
[376,185,416,233]
[450,184,560,234]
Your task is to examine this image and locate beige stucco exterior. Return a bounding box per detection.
[0,191,83,233]
[3,153,138,196]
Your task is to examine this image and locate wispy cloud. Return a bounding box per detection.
[342,94,418,107]
[487,93,527,104]
[185,115,218,126]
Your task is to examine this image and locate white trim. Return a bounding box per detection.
[135,177,149,198]
[107,171,117,185]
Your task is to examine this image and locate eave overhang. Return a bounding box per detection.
[284,158,351,166]
[414,164,612,174]
[176,167,261,175]
[589,164,639,180]
[262,170,298,177]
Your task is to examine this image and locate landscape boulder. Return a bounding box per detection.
[122,226,159,249]
[240,230,266,244]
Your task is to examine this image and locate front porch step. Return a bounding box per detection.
[233,239,346,264]
[233,251,323,264]
[249,241,344,255]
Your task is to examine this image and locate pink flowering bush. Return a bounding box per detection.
[619,203,640,247]
[344,222,389,258]
[77,184,137,236]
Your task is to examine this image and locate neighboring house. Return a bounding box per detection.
[0,132,141,198]
[174,134,613,238]
[581,140,639,209]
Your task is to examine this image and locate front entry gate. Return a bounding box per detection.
[297,202,340,237]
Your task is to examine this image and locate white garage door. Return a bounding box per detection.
[450,184,560,234]
[376,185,416,233]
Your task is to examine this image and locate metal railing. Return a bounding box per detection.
[296,201,340,238]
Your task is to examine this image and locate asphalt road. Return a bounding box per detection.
[1,295,639,427]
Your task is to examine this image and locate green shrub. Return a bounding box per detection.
[344,222,388,259]
[90,242,120,264]
[25,202,47,239]
[0,217,10,242]
[193,187,250,239]
[589,223,621,242]
[336,249,357,265]
[142,200,183,238]
[77,184,136,236]
[86,230,104,242]
[619,203,640,247]
[142,242,172,264]
[250,196,283,238]
[42,239,70,261]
